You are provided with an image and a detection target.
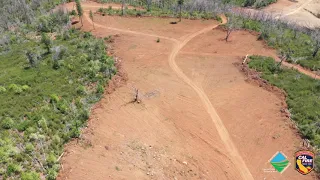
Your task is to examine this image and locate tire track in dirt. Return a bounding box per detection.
[83,12,253,179]
[82,8,255,179]
[168,16,254,180]
[282,0,314,17]
[83,12,179,43]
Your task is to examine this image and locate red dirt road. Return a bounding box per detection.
[58,2,316,180]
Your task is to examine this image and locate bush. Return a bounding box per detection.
[249,56,320,148]
[1,117,14,129]
[8,84,23,94]
[21,85,30,91]
[38,117,48,132]
[25,49,42,68]
[21,171,40,180]
[41,33,52,53]
[70,10,77,16]
[7,163,21,176]
[25,143,34,153]
[52,45,68,61]
[50,94,59,103]
[83,32,92,38]
[0,86,6,93]
[47,168,58,180]
[96,83,104,94]
[76,85,86,95]
[47,153,57,167]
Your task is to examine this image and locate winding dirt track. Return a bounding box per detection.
[83,11,254,179]
[59,2,317,180]
[167,18,254,180]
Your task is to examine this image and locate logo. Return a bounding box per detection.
[295,150,314,175]
[269,151,290,173]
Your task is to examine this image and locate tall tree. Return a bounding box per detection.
[89,10,95,30]
[75,0,83,27]
[178,0,184,22]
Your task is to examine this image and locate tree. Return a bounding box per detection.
[41,33,52,53]
[146,0,152,11]
[75,0,83,27]
[121,0,125,16]
[178,0,184,22]
[89,10,95,29]
[311,29,320,58]
[26,49,41,68]
[225,15,242,42]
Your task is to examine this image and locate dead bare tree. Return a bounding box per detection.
[121,0,125,16]
[225,15,243,42]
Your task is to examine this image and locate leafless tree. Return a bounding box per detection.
[225,15,243,42]
[121,0,126,16]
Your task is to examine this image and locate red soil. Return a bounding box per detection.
[57,2,316,180]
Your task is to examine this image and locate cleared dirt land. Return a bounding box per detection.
[265,0,320,27]
[58,2,316,180]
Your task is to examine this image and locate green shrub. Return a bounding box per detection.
[248,56,320,148]
[52,135,61,146]
[50,94,59,103]
[41,33,52,53]
[1,117,14,129]
[0,19,115,179]
[238,17,320,70]
[83,32,92,38]
[21,85,30,91]
[76,85,86,95]
[25,143,34,153]
[8,84,22,94]
[57,99,68,114]
[47,153,57,167]
[96,83,104,94]
[70,10,77,16]
[21,171,40,180]
[47,168,58,180]
[6,163,21,176]
[0,86,6,93]
[38,117,48,132]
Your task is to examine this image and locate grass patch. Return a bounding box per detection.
[248,55,320,171]
[234,16,320,70]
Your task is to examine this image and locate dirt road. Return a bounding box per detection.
[58,2,316,180]
[81,11,254,179]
